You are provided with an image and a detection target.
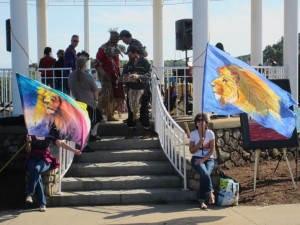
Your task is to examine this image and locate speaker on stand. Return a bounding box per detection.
[175,19,193,114]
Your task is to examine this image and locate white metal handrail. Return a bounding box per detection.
[57,140,76,194]
[152,75,188,190]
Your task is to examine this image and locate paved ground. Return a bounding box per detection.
[1,203,300,225]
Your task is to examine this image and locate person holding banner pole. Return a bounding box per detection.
[189,113,216,210]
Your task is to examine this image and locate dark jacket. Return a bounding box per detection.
[122,56,151,93]
[54,57,64,77]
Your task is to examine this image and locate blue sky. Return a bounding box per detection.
[0,0,299,68]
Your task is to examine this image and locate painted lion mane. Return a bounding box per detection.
[211,65,281,121]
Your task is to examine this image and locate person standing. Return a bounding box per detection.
[121,45,152,139]
[39,47,56,88]
[95,29,125,121]
[119,30,148,123]
[25,135,81,212]
[119,30,148,58]
[63,35,79,93]
[189,113,216,210]
[54,49,65,91]
[68,57,102,146]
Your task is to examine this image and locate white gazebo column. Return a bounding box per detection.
[152,0,164,81]
[192,0,209,115]
[251,0,262,66]
[10,0,29,115]
[36,0,48,61]
[84,0,90,69]
[152,0,163,122]
[284,0,298,103]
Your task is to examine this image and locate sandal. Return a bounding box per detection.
[199,202,208,210]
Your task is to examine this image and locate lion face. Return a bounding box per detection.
[211,66,239,105]
[40,90,62,114]
[210,65,281,120]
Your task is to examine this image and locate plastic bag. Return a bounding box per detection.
[217,177,239,206]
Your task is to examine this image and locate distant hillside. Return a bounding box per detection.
[238,33,300,65]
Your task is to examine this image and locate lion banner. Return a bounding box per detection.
[202,44,296,138]
[16,73,90,150]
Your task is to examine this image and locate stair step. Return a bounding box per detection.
[62,175,181,191]
[74,149,167,163]
[66,161,175,177]
[98,122,155,136]
[87,136,160,150]
[48,188,197,206]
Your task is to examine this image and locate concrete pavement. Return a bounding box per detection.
[1,203,300,225]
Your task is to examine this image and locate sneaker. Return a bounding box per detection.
[39,205,46,212]
[26,195,33,203]
[89,135,101,142]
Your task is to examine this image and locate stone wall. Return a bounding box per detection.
[0,125,27,171]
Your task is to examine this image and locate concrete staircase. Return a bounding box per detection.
[48,119,196,206]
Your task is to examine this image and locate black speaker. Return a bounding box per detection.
[175,19,192,51]
[6,19,11,52]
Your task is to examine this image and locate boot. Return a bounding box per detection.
[125,128,135,139]
[142,128,152,139]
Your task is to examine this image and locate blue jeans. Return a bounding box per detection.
[26,158,51,206]
[191,156,215,201]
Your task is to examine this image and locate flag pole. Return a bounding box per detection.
[200,43,209,151]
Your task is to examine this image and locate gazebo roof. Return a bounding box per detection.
[28,0,193,6]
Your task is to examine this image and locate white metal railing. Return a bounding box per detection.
[152,75,188,190]
[0,69,13,111]
[29,67,72,93]
[57,141,76,194]
[162,67,192,116]
[252,66,287,79]
[0,68,98,113]
[162,66,288,116]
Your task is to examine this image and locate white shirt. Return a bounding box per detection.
[190,129,215,158]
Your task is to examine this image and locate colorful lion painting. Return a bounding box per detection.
[211,65,281,121]
[27,88,75,138]
[17,73,90,149]
[25,87,86,144]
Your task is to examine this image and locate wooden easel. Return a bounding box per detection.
[253,149,297,192]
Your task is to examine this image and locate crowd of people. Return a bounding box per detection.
[37,29,151,139]
[29,31,221,212]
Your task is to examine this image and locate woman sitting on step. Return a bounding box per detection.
[189,113,216,210]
